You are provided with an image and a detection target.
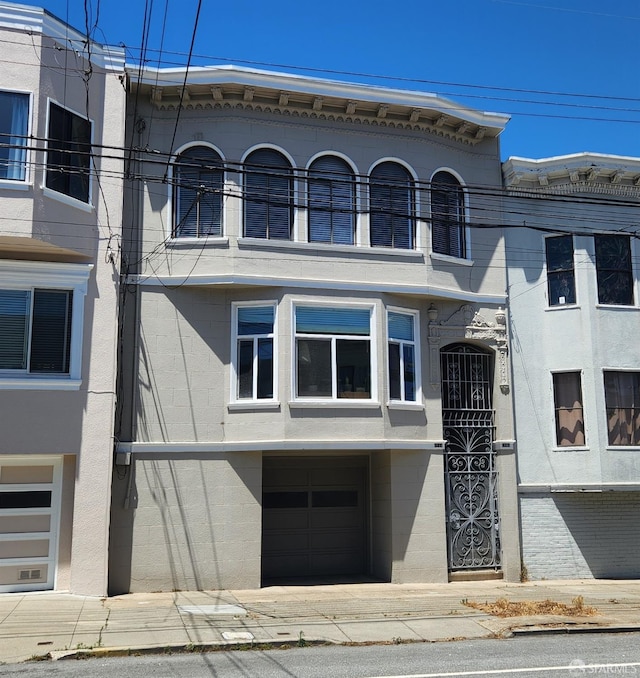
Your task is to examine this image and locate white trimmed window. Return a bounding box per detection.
[295,305,372,400]
[604,371,640,446]
[233,304,276,400]
[46,102,92,204]
[552,371,585,446]
[0,261,91,389]
[387,310,418,402]
[369,162,414,249]
[0,90,29,182]
[595,234,634,306]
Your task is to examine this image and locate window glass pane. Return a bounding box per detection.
[257,337,273,399]
[337,339,370,398]
[174,147,223,238]
[312,490,358,508]
[388,342,401,400]
[297,339,332,396]
[0,491,51,509]
[595,235,633,305]
[403,344,416,401]
[0,289,30,369]
[431,171,465,258]
[244,149,292,240]
[263,491,308,509]
[388,311,414,341]
[296,306,370,335]
[0,91,29,181]
[46,103,91,203]
[238,306,274,335]
[553,372,584,446]
[370,162,413,249]
[546,236,576,305]
[308,156,355,245]
[29,289,72,373]
[604,371,640,445]
[237,339,254,398]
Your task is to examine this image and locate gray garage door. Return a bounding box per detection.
[262,456,367,582]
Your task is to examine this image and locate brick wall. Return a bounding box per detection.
[520,492,640,579]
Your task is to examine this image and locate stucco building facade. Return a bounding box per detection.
[110,66,521,593]
[504,153,640,579]
[0,2,125,594]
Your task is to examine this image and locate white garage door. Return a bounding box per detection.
[262,456,367,582]
[0,458,62,592]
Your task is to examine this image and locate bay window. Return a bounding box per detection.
[295,305,372,399]
[595,234,634,306]
[546,235,576,306]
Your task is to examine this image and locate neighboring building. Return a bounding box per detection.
[0,3,125,594]
[504,153,640,579]
[110,65,520,593]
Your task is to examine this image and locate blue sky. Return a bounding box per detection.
[23,0,640,160]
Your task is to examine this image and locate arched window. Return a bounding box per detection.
[244,148,293,240]
[369,162,414,249]
[173,146,223,238]
[431,171,466,258]
[307,156,355,245]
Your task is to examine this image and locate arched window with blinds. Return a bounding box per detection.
[244,148,294,240]
[307,155,355,245]
[369,162,414,250]
[431,170,466,258]
[173,146,224,238]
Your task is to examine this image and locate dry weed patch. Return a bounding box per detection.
[463,595,597,618]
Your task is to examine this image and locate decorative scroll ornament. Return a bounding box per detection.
[428,304,509,393]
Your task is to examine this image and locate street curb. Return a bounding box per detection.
[511,624,640,637]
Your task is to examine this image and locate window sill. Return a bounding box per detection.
[430,252,473,266]
[595,304,638,311]
[0,179,30,191]
[288,399,381,409]
[387,401,424,411]
[238,238,424,259]
[227,400,280,412]
[552,446,589,452]
[167,236,229,248]
[606,445,640,451]
[0,377,81,391]
[546,303,580,311]
[42,186,93,212]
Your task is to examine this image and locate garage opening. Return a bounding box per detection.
[262,456,368,584]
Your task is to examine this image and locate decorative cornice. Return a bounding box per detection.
[130,66,508,145]
[503,153,640,198]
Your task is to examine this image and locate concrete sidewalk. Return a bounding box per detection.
[1,579,640,665]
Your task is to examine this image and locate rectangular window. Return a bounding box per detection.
[235,305,275,400]
[0,91,29,182]
[546,235,575,306]
[46,102,92,203]
[0,289,73,374]
[553,372,585,446]
[595,234,634,306]
[388,310,417,402]
[295,306,371,399]
[604,371,640,446]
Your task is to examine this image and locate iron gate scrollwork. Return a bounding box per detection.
[441,344,501,571]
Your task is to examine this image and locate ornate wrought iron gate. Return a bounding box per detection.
[441,344,501,572]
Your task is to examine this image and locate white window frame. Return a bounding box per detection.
[0,89,32,189]
[429,167,470,261]
[292,301,377,403]
[43,99,94,210]
[386,307,421,405]
[230,301,278,405]
[551,370,587,449]
[0,260,92,390]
